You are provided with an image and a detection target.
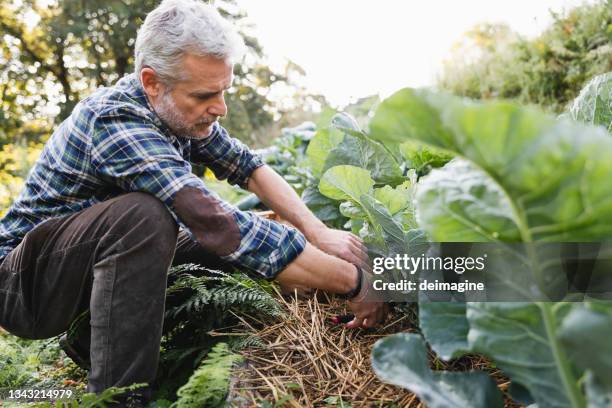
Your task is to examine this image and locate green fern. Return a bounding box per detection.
[228,335,266,351]
[78,384,148,408]
[165,265,284,319]
[157,264,281,400]
[171,343,242,408]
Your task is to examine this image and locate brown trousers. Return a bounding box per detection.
[0,192,230,402]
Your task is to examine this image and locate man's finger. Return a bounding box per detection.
[349,242,369,265]
[345,316,363,329]
[349,234,368,253]
[351,240,368,257]
[340,250,363,266]
[349,231,363,242]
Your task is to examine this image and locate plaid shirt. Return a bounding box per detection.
[0,74,306,278]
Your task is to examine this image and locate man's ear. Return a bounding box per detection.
[140,67,163,98]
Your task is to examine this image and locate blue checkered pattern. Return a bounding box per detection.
[0,74,306,278]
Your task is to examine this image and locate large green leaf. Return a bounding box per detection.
[305,128,344,177]
[416,160,521,242]
[467,302,584,408]
[372,333,503,408]
[418,301,470,360]
[323,133,404,186]
[419,166,610,405]
[371,87,612,408]
[369,89,460,152]
[372,88,612,242]
[557,304,612,389]
[319,165,374,202]
[566,72,612,132]
[301,184,345,227]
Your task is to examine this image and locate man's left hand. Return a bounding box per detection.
[309,227,369,268]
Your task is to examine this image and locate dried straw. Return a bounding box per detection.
[220,291,522,408]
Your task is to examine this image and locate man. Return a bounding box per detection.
[0,0,385,404]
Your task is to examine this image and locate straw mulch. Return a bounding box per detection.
[219,291,523,408]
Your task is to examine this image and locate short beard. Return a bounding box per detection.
[154,90,213,140]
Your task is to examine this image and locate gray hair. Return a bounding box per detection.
[134,0,245,84]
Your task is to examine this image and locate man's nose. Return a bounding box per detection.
[207,93,227,118]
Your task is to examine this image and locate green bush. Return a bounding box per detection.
[438,0,612,112]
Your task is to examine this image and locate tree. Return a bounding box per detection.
[0,0,316,145]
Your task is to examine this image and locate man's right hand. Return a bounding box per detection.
[345,269,388,328]
[276,245,389,328]
[346,300,389,329]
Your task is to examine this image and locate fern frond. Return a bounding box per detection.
[171,343,242,408]
[165,265,284,319]
[169,263,210,276]
[78,383,147,408]
[228,335,266,351]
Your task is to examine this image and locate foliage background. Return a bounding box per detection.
[438,0,611,111]
[0,0,331,215]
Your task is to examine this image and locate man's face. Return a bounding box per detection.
[153,54,233,139]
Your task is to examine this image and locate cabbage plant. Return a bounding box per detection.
[368,74,612,408]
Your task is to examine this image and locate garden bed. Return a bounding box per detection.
[221,293,522,407]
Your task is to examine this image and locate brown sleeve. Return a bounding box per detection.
[172,187,240,256]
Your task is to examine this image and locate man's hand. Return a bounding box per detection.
[276,245,389,329]
[345,270,388,328]
[309,227,369,269]
[346,301,389,329]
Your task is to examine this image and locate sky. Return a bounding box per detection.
[238,0,597,106]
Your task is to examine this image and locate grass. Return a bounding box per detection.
[0,328,87,407]
[0,329,87,390]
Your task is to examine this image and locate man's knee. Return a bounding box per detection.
[98,193,179,262]
[111,192,171,219]
[108,193,177,237]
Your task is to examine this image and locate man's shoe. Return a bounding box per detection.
[59,333,91,370]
